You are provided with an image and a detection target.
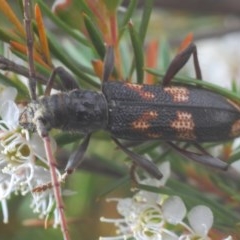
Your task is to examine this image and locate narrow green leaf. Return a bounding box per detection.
[47,31,99,89]
[0,28,21,44]
[73,0,93,18]
[138,0,154,43]
[83,13,106,59]
[119,0,137,39]
[120,0,137,29]
[128,22,144,83]
[37,0,90,46]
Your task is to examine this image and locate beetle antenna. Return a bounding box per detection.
[23,1,70,239]
[23,0,37,100]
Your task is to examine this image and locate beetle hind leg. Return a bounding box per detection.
[162,42,202,86]
[168,141,228,170]
[113,137,163,179]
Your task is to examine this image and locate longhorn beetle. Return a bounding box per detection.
[8,0,240,239]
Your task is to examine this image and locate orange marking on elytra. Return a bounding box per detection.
[132,111,158,131]
[125,83,155,100]
[132,121,150,130]
[164,86,189,102]
[171,111,196,140]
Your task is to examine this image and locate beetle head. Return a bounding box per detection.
[19,101,39,132]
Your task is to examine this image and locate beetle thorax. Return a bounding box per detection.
[19,90,108,135]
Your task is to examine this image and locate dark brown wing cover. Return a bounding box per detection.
[102,81,240,142]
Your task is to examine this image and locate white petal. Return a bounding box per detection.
[187,205,213,237]
[158,161,171,186]
[29,133,46,158]
[231,159,240,173]
[29,133,57,161]
[116,198,133,217]
[0,100,19,128]
[0,87,17,102]
[162,196,186,224]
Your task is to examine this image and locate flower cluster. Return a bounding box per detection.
[100,162,232,240]
[0,86,60,226]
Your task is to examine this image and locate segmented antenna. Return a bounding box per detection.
[23,1,70,239]
[23,0,37,100]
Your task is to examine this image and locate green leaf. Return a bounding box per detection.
[47,31,99,88]
[138,0,154,43]
[128,22,144,83]
[83,13,106,59]
[37,0,89,46]
[0,27,21,43]
[119,0,137,39]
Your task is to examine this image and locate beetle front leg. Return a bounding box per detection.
[113,137,163,179]
[45,66,80,96]
[65,134,91,174]
[162,42,202,86]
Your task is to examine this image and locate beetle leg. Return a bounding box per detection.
[45,66,79,96]
[65,134,91,174]
[162,42,202,86]
[102,46,115,82]
[167,141,228,170]
[113,137,163,179]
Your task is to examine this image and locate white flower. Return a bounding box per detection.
[0,87,61,226]
[100,161,232,240]
[100,162,178,240]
